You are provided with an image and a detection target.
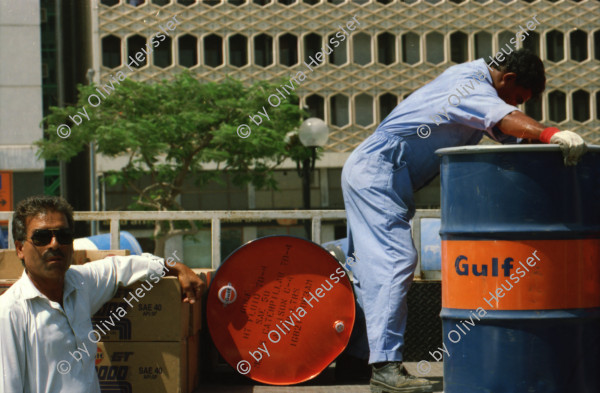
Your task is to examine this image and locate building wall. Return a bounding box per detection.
[94,0,600,170]
[0,0,44,172]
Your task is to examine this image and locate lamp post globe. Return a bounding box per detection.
[298,118,329,147]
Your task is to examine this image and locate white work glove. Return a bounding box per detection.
[549,130,587,166]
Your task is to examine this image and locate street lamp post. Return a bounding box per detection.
[296,118,329,239]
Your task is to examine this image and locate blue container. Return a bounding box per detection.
[436,145,600,393]
[74,231,143,255]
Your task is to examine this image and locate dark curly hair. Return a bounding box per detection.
[12,195,74,242]
[489,48,545,99]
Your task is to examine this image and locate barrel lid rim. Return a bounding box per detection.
[436,144,600,155]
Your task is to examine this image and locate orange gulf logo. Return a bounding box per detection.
[442,239,600,310]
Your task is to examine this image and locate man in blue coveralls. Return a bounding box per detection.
[341,49,587,393]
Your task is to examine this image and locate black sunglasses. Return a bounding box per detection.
[29,228,74,246]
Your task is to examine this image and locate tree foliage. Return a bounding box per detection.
[36,72,312,255]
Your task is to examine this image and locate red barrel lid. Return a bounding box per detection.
[207,236,355,385]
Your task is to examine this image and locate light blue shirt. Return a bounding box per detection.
[0,254,166,393]
[375,58,520,190]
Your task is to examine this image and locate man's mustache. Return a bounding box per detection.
[43,250,65,261]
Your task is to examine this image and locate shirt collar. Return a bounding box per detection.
[18,267,83,301]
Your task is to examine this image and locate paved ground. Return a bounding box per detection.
[196,362,444,393]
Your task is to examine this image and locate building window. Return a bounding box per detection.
[254,34,273,67]
[353,33,371,65]
[548,90,566,123]
[304,33,322,63]
[330,94,349,127]
[229,34,248,67]
[377,33,396,65]
[570,30,588,62]
[328,34,347,65]
[204,35,223,67]
[402,33,420,64]
[305,94,325,119]
[379,93,397,122]
[474,31,491,59]
[102,35,121,68]
[179,35,198,68]
[127,35,147,68]
[154,37,172,68]
[450,31,467,63]
[355,94,374,126]
[546,30,564,62]
[426,32,444,64]
[279,34,298,66]
[572,90,590,122]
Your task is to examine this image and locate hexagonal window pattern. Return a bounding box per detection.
[204,35,223,67]
[450,32,468,63]
[279,0,295,4]
[570,30,588,62]
[152,0,170,5]
[402,33,420,65]
[376,0,392,4]
[330,94,349,127]
[572,90,590,122]
[254,34,273,67]
[474,32,492,60]
[377,33,396,65]
[179,35,198,68]
[546,30,564,62]
[305,94,325,119]
[523,31,540,56]
[279,34,298,67]
[524,96,542,121]
[426,32,444,64]
[253,0,271,4]
[353,33,372,65]
[229,34,248,67]
[102,35,121,68]
[303,0,319,4]
[229,0,245,4]
[203,0,220,5]
[328,34,347,66]
[101,0,119,6]
[126,0,146,5]
[548,90,566,123]
[127,35,148,69]
[178,0,195,4]
[327,0,344,3]
[355,94,374,127]
[154,36,172,68]
[352,0,368,4]
[379,93,397,122]
[304,33,323,64]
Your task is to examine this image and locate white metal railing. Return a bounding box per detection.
[1,209,441,275]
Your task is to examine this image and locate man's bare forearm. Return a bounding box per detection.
[496,110,546,140]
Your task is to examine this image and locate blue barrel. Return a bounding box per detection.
[74,231,143,255]
[436,145,600,393]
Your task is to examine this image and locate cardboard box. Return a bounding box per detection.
[187,332,200,392]
[0,279,17,296]
[96,340,192,393]
[190,268,214,335]
[0,250,23,279]
[93,277,190,342]
[0,249,131,279]
[74,249,130,265]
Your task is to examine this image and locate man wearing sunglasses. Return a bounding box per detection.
[0,195,204,393]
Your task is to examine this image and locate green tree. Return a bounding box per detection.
[36,72,312,256]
